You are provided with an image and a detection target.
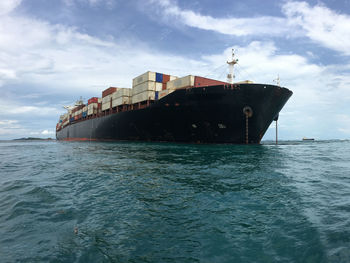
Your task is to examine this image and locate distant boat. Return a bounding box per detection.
[302,137,315,141]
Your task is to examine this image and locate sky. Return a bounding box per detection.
[0,0,350,140]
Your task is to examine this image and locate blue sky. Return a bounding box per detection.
[0,0,350,140]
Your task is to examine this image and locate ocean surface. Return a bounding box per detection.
[0,140,349,263]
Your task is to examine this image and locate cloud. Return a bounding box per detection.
[149,0,291,37]
[0,119,24,136]
[0,8,206,93]
[62,0,115,8]
[41,129,54,135]
[282,1,350,55]
[0,98,61,116]
[149,0,350,56]
[0,0,22,16]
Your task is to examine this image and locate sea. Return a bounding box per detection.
[0,140,349,263]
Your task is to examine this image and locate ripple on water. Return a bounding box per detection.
[0,140,349,262]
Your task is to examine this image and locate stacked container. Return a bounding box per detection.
[102,87,118,111]
[132,71,177,104]
[82,105,88,118]
[88,97,101,116]
[166,75,195,90]
[112,88,131,107]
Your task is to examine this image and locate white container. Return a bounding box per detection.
[132,90,155,104]
[132,71,156,86]
[102,102,111,111]
[170,75,178,81]
[158,89,175,99]
[87,103,98,115]
[102,94,112,104]
[132,81,156,95]
[82,106,87,112]
[112,88,131,99]
[167,75,195,90]
[156,82,163,91]
[112,96,131,107]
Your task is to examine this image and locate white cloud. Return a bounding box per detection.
[282,1,350,55]
[41,129,54,135]
[149,0,291,37]
[0,119,24,137]
[0,9,206,92]
[0,98,61,116]
[149,0,350,56]
[336,115,350,135]
[62,0,115,8]
[0,0,22,16]
[0,120,19,126]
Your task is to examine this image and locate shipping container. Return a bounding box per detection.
[102,102,112,111]
[194,76,228,87]
[156,72,163,83]
[102,94,113,104]
[158,89,175,99]
[156,82,162,91]
[82,111,87,118]
[132,81,157,95]
[112,88,131,99]
[112,96,131,107]
[132,71,156,87]
[88,97,99,104]
[162,83,167,90]
[102,87,118,97]
[170,75,178,81]
[87,103,98,116]
[132,90,155,104]
[162,74,170,83]
[166,75,195,90]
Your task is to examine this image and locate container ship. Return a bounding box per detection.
[56,51,292,144]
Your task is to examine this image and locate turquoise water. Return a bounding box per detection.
[0,140,350,262]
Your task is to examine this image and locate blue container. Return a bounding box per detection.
[82,112,87,118]
[155,91,159,100]
[59,120,63,123]
[70,117,74,122]
[156,73,163,83]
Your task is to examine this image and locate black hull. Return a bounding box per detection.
[56,84,292,144]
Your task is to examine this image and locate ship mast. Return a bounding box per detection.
[227,49,238,84]
[273,75,280,86]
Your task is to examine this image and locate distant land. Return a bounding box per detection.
[13,137,55,141]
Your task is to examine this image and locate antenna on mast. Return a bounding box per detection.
[227,49,238,84]
[273,75,280,86]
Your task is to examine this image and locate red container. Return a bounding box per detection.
[102,87,117,97]
[194,76,228,87]
[162,83,167,90]
[88,97,99,105]
[74,116,78,120]
[162,74,170,83]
